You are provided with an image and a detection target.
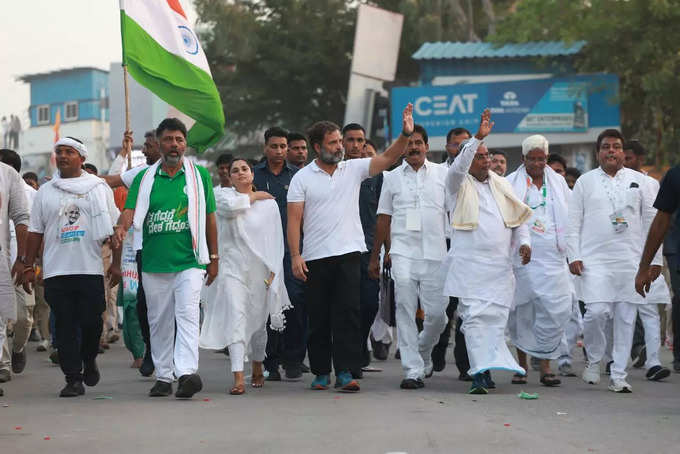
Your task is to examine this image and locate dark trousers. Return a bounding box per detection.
[435,297,470,373]
[666,254,680,361]
[306,252,362,375]
[135,251,151,350]
[44,275,105,383]
[264,255,308,371]
[359,252,380,367]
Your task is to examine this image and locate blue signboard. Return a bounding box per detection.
[390,74,619,139]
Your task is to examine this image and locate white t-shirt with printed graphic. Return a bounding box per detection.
[29,180,119,279]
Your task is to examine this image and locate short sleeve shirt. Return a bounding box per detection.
[287,158,371,261]
[125,164,216,273]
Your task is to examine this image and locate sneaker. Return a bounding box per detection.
[284,364,303,381]
[11,349,26,374]
[36,340,49,352]
[608,378,632,393]
[49,349,60,365]
[175,374,203,398]
[431,343,447,372]
[0,369,10,383]
[400,378,424,389]
[149,380,173,397]
[139,349,154,377]
[59,381,85,397]
[558,362,577,377]
[334,371,360,392]
[83,359,100,387]
[265,368,282,381]
[582,361,600,385]
[631,345,646,369]
[310,374,331,390]
[458,372,472,382]
[469,374,488,394]
[646,365,671,381]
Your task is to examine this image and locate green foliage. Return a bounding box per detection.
[493,0,680,165]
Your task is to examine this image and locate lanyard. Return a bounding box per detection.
[524,177,547,210]
[404,166,425,208]
[600,169,625,212]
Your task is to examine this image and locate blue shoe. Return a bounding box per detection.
[334,371,360,392]
[483,370,496,389]
[468,373,488,395]
[310,374,331,390]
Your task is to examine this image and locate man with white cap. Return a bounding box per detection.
[21,137,120,397]
[443,109,533,394]
[506,135,572,387]
[567,129,659,393]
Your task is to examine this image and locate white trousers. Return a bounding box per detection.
[392,256,448,380]
[558,300,584,366]
[583,301,637,380]
[0,316,5,363]
[227,325,267,373]
[143,268,205,383]
[637,304,662,369]
[459,298,524,376]
[509,293,572,360]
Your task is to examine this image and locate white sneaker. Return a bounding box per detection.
[608,378,632,393]
[582,361,600,385]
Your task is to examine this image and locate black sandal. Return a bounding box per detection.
[511,373,527,384]
[540,373,561,387]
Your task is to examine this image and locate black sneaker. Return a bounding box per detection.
[400,378,424,389]
[284,364,303,381]
[11,349,26,374]
[266,368,281,381]
[175,373,203,398]
[646,365,671,381]
[59,381,85,397]
[149,380,173,397]
[139,349,154,377]
[83,359,100,386]
[458,372,472,382]
[431,343,447,372]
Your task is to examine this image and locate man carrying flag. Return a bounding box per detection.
[119,0,225,151]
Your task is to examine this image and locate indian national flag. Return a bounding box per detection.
[120,0,225,151]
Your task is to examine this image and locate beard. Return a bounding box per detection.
[319,147,344,164]
[163,152,182,167]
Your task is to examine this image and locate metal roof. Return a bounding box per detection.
[412,41,586,60]
[17,66,109,83]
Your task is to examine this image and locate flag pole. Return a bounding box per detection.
[123,64,132,169]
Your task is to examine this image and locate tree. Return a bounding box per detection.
[492,0,680,166]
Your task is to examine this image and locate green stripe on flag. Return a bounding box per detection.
[121,13,225,151]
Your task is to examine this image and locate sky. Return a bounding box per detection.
[0,0,197,124]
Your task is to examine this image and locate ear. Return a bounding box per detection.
[313,142,321,155]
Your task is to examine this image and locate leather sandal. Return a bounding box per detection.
[229,384,246,395]
[540,373,561,387]
[511,373,528,384]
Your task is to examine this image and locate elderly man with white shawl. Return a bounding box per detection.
[443,109,532,394]
[506,135,572,387]
[22,137,119,397]
[567,129,660,393]
[113,118,218,400]
[199,158,290,395]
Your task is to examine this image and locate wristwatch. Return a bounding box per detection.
[209,254,219,260]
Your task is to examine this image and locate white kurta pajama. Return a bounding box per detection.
[377,160,449,380]
[199,188,290,373]
[507,166,573,360]
[566,167,661,382]
[442,138,531,377]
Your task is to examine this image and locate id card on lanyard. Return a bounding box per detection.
[601,171,628,234]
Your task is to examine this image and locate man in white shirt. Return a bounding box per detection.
[506,135,572,387]
[443,109,532,394]
[287,104,414,392]
[567,129,659,393]
[22,137,119,397]
[370,124,448,389]
[0,149,36,380]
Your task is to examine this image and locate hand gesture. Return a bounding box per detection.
[474,108,494,140]
[402,103,414,136]
[569,260,583,276]
[519,244,531,265]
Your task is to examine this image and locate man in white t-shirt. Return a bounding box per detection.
[287,104,414,392]
[22,137,119,397]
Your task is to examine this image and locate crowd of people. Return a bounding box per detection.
[0,105,678,399]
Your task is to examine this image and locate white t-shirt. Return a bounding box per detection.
[287,158,371,261]
[121,164,149,188]
[29,180,119,278]
[9,181,37,262]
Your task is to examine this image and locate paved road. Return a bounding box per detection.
[1,341,678,454]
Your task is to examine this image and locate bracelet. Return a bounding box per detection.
[23,267,35,274]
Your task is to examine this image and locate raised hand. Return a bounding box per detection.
[402,103,414,136]
[474,108,494,140]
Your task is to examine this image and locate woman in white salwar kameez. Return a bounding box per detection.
[199,158,290,395]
